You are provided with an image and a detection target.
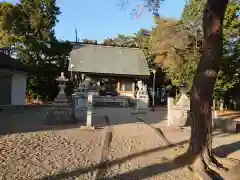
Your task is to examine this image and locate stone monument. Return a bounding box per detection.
[136,81,149,110]
[45,72,76,125]
[167,83,190,127]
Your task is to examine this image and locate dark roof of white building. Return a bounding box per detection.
[0,52,28,72]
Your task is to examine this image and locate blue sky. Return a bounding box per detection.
[3,0,186,42]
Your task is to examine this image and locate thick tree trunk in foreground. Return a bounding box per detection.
[188,0,228,171]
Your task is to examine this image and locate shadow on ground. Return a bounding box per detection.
[40,136,239,180]
[95,107,167,126]
[214,141,240,158]
[0,107,167,135]
[0,107,106,135]
[40,140,188,180]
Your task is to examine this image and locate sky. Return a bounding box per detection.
[2,0,186,42]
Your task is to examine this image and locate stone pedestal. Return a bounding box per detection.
[72,84,88,121]
[136,83,149,110]
[135,93,149,115]
[73,92,87,109]
[72,92,87,121]
[134,81,149,114]
[167,93,190,127]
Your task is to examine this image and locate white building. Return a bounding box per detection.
[0,52,28,105]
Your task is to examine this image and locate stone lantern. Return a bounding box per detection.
[45,72,76,125]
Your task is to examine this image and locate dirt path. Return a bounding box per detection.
[0,107,239,180]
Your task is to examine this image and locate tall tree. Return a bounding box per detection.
[123,0,239,178]
[103,30,155,67]
[181,0,240,99]
[185,0,230,175]
[150,17,198,87]
[0,0,72,101]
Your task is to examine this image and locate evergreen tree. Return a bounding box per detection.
[0,0,72,101]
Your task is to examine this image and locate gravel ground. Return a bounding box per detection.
[0,107,239,180]
[0,130,103,180]
[0,108,104,180]
[94,108,197,180]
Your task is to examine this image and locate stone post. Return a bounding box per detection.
[86,94,94,128]
[213,99,216,110]
[167,97,174,127]
[97,81,100,95]
[233,100,237,110]
[132,82,135,92]
[220,99,224,112]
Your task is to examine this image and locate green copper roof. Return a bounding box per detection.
[68,44,150,76]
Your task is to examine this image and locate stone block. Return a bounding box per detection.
[223,119,237,133]
[213,117,225,129]
[74,109,87,121]
[44,108,76,125]
[136,98,149,109]
[237,123,240,133]
[213,117,238,133]
[170,108,188,127]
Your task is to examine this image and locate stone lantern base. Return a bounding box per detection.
[44,107,76,125]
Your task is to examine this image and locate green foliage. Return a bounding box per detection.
[26,40,73,101]
[149,16,199,89]
[181,0,206,24]
[215,2,240,98]
[102,29,155,68]
[149,0,240,96]
[0,0,71,102]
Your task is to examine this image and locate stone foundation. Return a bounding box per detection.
[44,108,76,125]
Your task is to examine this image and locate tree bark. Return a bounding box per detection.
[188,0,228,171]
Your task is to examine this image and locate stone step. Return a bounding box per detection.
[54,98,68,103]
[56,95,67,99]
[51,103,71,107]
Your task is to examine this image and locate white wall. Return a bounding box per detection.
[11,71,27,105]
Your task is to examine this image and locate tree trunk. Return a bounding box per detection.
[188,0,228,171]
